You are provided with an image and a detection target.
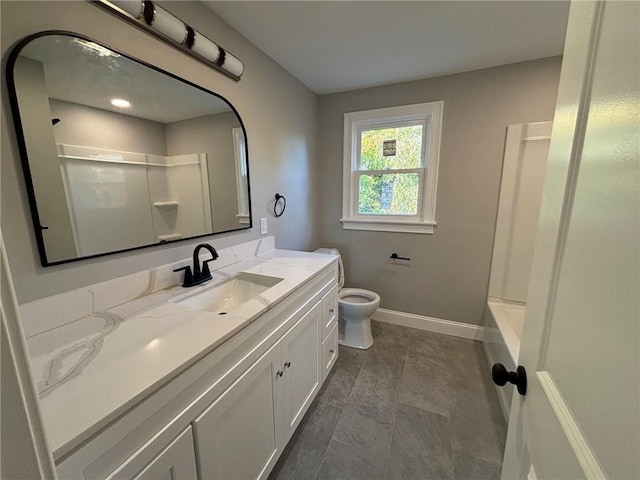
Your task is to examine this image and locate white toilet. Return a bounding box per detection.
[314,248,380,349]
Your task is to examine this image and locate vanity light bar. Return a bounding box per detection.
[107,0,143,18]
[92,0,244,81]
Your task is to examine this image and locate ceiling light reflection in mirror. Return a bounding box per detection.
[111,98,131,108]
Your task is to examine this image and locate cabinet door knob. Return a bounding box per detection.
[284,362,291,368]
[329,349,334,354]
[329,308,335,313]
[276,370,283,377]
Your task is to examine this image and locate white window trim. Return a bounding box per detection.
[341,101,443,234]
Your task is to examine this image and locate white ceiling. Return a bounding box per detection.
[206,1,570,95]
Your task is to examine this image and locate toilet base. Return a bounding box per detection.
[338,316,374,349]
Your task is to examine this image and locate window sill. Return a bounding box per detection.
[340,218,436,234]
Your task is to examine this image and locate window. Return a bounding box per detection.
[341,102,443,234]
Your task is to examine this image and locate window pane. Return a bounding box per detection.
[358,173,419,215]
[360,125,423,170]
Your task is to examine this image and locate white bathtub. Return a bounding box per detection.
[482,298,526,419]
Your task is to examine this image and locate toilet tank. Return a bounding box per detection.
[314,248,339,256]
[313,248,344,288]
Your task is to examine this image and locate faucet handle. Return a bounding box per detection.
[173,265,193,287]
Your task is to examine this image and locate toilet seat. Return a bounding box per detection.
[339,288,380,308]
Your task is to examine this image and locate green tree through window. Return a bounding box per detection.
[358,125,423,215]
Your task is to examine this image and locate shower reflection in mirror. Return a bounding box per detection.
[56,144,212,257]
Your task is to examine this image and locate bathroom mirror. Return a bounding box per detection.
[8,32,251,266]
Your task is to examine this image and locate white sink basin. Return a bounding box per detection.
[175,272,283,314]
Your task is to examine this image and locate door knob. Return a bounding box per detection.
[492,363,527,395]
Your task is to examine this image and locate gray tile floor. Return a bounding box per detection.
[269,321,507,480]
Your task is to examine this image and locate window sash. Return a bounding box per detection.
[355,119,428,171]
[352,167,426,220]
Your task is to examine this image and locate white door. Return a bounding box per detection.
[501,1,639,479]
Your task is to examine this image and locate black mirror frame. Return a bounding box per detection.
[6,31,252,267]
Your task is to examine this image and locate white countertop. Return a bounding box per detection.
[26,249,336,458]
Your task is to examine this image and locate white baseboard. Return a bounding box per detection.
[483,326,504,345]
[372,308,486,341]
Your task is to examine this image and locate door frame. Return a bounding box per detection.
[1,231,57,479]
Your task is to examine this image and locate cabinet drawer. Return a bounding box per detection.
[321,284,338,340]
[321,323,339,381]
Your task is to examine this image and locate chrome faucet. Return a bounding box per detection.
[173,243,219,287]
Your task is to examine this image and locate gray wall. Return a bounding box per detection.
[1,1,318,304]
[13,58,77,263]
[49,99,167,155]
[317,57,562,326]
[165,111,240,232]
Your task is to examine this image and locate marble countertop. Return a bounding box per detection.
[26,249,336,458]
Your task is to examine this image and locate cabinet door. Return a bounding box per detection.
[132,428,197,480]
[106,427,197,480]
[321,284,339,340]
[193,344,283,480]
[280,302,322,443]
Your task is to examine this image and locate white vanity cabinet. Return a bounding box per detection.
[55,261,338,480]
[194,302,321,480]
